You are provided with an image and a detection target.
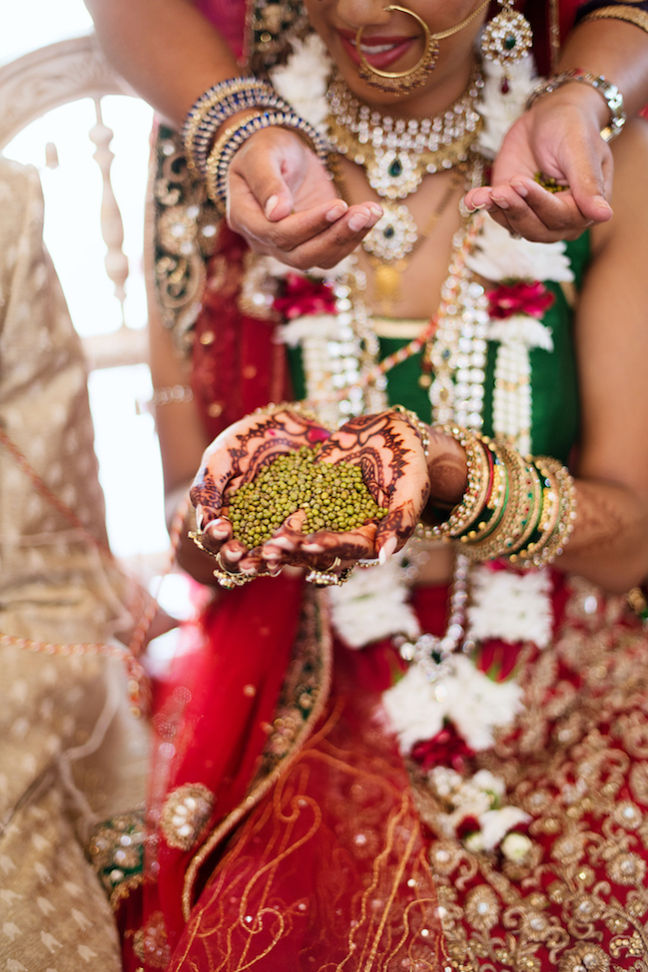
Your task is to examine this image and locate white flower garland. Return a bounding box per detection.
[468,565,554,648]
[466,211,573,283]
[431,767,530,853]
[383,654,524,754]
[270,33,332,131]
[328,548,422,648]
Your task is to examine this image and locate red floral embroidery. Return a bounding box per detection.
[272,273,337,320]
[487,280,554,320]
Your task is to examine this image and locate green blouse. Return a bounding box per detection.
[287,233,590,464]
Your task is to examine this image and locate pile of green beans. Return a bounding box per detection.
[227,446,387,548]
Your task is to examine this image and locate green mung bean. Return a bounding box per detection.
[227,446,387,548]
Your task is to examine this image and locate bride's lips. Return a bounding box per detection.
[338,29,417,70]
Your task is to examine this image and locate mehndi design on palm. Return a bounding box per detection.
[190,406,329,572]
[263,410,431,572]
[191,407,430,579]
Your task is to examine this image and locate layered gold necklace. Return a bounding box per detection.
[326,67,483,199]
[331,161,464,312]
[327,67,483,311]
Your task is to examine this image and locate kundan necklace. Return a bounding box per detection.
[326,66,483,200]
[326,67,482,310]
[364,170,464,311]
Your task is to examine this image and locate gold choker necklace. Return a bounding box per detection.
[326,68,483,200]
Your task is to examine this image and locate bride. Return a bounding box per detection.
[120,0,648,968]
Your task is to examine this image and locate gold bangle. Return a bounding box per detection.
[204,110,261,212]
[530,460,577,568]
[500,457,558,563]
[507,461,544,560]
[425,426,491,540]
[461,441,528,561]
[581,6,648,35]
[455,437,502,539]
[459,453,508,544]
[515,457,577,568]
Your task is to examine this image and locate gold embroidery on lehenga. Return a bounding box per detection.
[87,809,146,907]
[133,910,172,968]
[172,583,449,970]
[182,587,332,921]
[425,578,648,971]
[151,127,219,352]
[176,742,447,970]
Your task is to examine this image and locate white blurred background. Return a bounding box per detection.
[1,1,169,568]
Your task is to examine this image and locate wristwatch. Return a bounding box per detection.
[526,68,626,142]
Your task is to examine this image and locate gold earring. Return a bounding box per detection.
[355,0,491,94]
[480,0,532,66]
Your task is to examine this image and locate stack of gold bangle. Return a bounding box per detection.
[181,78,330,214]
[421,425,577,567]
[182,77,292,177]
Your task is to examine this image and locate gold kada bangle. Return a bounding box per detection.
[518,457,576,568]
[461,441,528,561]
[419,425,491,541]
[582,5,648,34]
[204,110,262,212]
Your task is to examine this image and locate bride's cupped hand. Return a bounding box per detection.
[190,408,431,583]
[462,91,614,242]
[189,406,330,577]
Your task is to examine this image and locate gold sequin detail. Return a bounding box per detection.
[160,782,215,851]
[133,911,171,968]
[427,577,648,969]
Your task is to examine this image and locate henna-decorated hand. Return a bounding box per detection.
[189,406,329,579]
[261,410,431,575]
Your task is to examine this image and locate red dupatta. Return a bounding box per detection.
[120,223,305,967]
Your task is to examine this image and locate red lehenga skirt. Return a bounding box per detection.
[122,571,648,971]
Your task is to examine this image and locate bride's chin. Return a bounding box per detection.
[333,64,425,110]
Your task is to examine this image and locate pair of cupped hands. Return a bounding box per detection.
[226,89,614,271]
[190,407,435,581]
[190,93,613,580]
